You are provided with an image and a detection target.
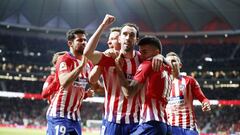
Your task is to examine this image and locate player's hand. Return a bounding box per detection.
[171,61,178,72]
[152,54,164,72]
[79,56,87,68]
[103,48,119,59]
[202,101,211,112]
[102,14,115,28]
[86,89,95,97]
[115,52,124,71]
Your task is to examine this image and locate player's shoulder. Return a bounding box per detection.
[58,53,69,61]
[184,75,196,81]
[45,73,55,82]
[138,60,152,72]
[140,60,152,67]
[48,73,55,79]
[183,75,199,85]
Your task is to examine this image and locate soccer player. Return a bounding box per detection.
[84,14,141,135]
[115,36,172,135]
[165,52,211,135]
[46,28,97,135]
[107,27,121,51]
[89,27,121,89]
[41,51,66,104]
[84,14,164,135]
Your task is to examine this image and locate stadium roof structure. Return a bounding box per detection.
[0,0,240,33]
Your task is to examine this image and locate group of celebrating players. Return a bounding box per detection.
[41,14,211,135]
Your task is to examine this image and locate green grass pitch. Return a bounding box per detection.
[0,127,99,135]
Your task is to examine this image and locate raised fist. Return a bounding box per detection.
[102,14,115,28]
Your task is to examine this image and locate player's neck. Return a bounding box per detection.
[173,72,180,78]
[75,54,83,60]
[69,50,82,59]
[122,50,135,59]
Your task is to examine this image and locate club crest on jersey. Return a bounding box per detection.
[179,84,185,92]
[59,62,67,71]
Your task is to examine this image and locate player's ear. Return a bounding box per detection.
[118,36,122,44]
[136,37,139,42]
[135,37,139,45]
[67,40,72,47]
[179,62,183,69]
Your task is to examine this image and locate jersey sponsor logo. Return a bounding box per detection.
[168,96,184,105]
[74,78,89,90]
[59,62,67,71]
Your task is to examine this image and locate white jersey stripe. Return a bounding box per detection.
[59,90,67,118]
[152,99,159,121]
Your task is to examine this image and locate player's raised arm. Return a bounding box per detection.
[83,14,115,64]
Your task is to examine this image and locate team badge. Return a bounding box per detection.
[179,84,185,92]
[59,62,67,71]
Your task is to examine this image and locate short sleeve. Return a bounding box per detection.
[133,61,152,84]
[97,54,115,67]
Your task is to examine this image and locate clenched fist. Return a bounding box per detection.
[101,14,115,28]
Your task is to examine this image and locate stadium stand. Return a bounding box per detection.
[0,30,239,134]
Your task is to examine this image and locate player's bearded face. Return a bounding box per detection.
[119,26,137,52]
[72,34,87,55]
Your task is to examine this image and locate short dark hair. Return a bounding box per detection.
[110,27,121,33]
[138,36,162,53]
[121,23,139,38]
[66,28,86,41]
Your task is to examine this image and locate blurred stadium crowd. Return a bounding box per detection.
[0,31,239,134]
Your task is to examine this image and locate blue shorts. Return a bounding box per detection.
[130,120,168,135]
[101,119,138,135]
[47,116,82,135]
[172,126,198,135]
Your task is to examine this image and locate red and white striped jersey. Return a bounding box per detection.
[47,52,92,121]
[98,51,141,124]
[166,75,209,130]
[134,60,172,124]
